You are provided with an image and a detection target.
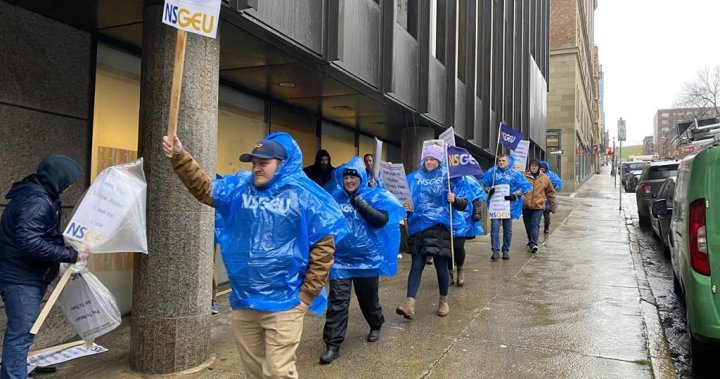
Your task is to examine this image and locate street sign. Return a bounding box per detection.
[618,118,627,142]
[549,150,563,155]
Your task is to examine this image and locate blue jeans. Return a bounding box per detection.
[407,254,450,297]
[490,218,513,253]
[1,284,46,379]
[522,209,544,247]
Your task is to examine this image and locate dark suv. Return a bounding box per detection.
[635,161,679,226]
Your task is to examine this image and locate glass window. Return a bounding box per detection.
[648,164,678,180]
[217,89,266,175]
[396,0,418,38]
[270,105,319,167]
[430,0,446,64]
[457,0,467,82]
[321,122,357,166]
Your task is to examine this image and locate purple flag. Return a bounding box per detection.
[447,146,484,179]
[498,123,523,151]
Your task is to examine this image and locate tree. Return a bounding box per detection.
[676,65,720,119]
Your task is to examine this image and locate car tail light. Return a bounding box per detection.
[689,199,709,276]
[640,183,651,194]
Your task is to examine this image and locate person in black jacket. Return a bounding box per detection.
[0,154,89,379]
[303,150,335,187]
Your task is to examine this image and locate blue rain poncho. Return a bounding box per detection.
[406,160,474,235]
[330,157,405,280]
[212,132,348,315]
[454,176,487,237]
[481,163,532,219]
[540,160,563,210]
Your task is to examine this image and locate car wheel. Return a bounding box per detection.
[639,213,651,227]
[663,234,671,258]
[690,331,713,375]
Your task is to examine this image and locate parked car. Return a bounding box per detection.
[625,170,642,193]
[653,143,720,368]
[621,161,648,190]
[635,160,678,226]
[650,177,675,256]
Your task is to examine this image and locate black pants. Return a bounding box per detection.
[448,237,466,268]
[323,276,384,348]
[543,209,551,230]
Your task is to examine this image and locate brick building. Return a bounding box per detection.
[654,107,715,158]
[548,0,599,191]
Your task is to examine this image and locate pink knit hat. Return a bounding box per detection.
[423,144,444,162]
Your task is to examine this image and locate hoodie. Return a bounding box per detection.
[303,149,335,187]
[0,154,81,286]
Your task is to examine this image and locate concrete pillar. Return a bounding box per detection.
[400,126,435,173]
[130,3,219,374]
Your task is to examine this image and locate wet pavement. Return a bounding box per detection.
[38,167,677,378]
[621,183,693,378]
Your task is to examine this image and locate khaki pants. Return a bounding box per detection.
[232,307,305,379]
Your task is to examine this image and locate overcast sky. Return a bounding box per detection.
[594,0,720,146]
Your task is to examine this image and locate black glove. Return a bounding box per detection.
[471,199,483,221]
[351,195,389,228]
[504,194,517,201]
[488,187,496,198]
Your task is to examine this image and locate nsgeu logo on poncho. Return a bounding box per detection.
[241,193,291,213]
[416,177,443,186]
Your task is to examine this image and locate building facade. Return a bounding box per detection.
[643,136,655,155]
[0,0,549,373]
[654,107,716,158]
[547,0,598,192]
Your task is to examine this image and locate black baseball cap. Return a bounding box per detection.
[239,140,288,162]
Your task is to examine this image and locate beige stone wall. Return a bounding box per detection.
[548,52,577,190]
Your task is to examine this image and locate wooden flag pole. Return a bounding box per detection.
[30,268,73,335]
[445,142,455,272]
[167,30,188,140]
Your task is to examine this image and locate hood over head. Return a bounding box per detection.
[334,157,369,194]
[314,149,333,167]
[260,132,304,188]
[36,154,82,196]
[540,160,551,171]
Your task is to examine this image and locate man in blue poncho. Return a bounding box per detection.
[163,133,346,379]
[363,153,384,188]
[481,154,532,261]
[540,161,563,234]
[320,157,404,364]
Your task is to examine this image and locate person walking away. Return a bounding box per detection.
[522,159,557,253]
[320,157,405,364]
[162,133,346,379]
[304,149,335,187]
[539,161,563,234]
[363,153,384,188]
[481,154,532,261]
[396,143,471,319]
[449,176,486,287]
[0,154,89,379]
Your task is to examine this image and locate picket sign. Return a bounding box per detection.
[161,0,222,139]
[29,269,73,335]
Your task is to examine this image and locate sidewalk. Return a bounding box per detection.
[40,168,673,378]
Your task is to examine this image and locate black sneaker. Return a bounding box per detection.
[544,227,550,234]
[491,252,499,262]
[502,252,510,260]
[531,245,539,253]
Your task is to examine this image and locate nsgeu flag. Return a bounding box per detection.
[448,146,484,179]
[499,123,523,151]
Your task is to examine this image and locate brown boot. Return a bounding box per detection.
[456,266,465,287]
[437,296,449,317]
[396,297,416,319]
